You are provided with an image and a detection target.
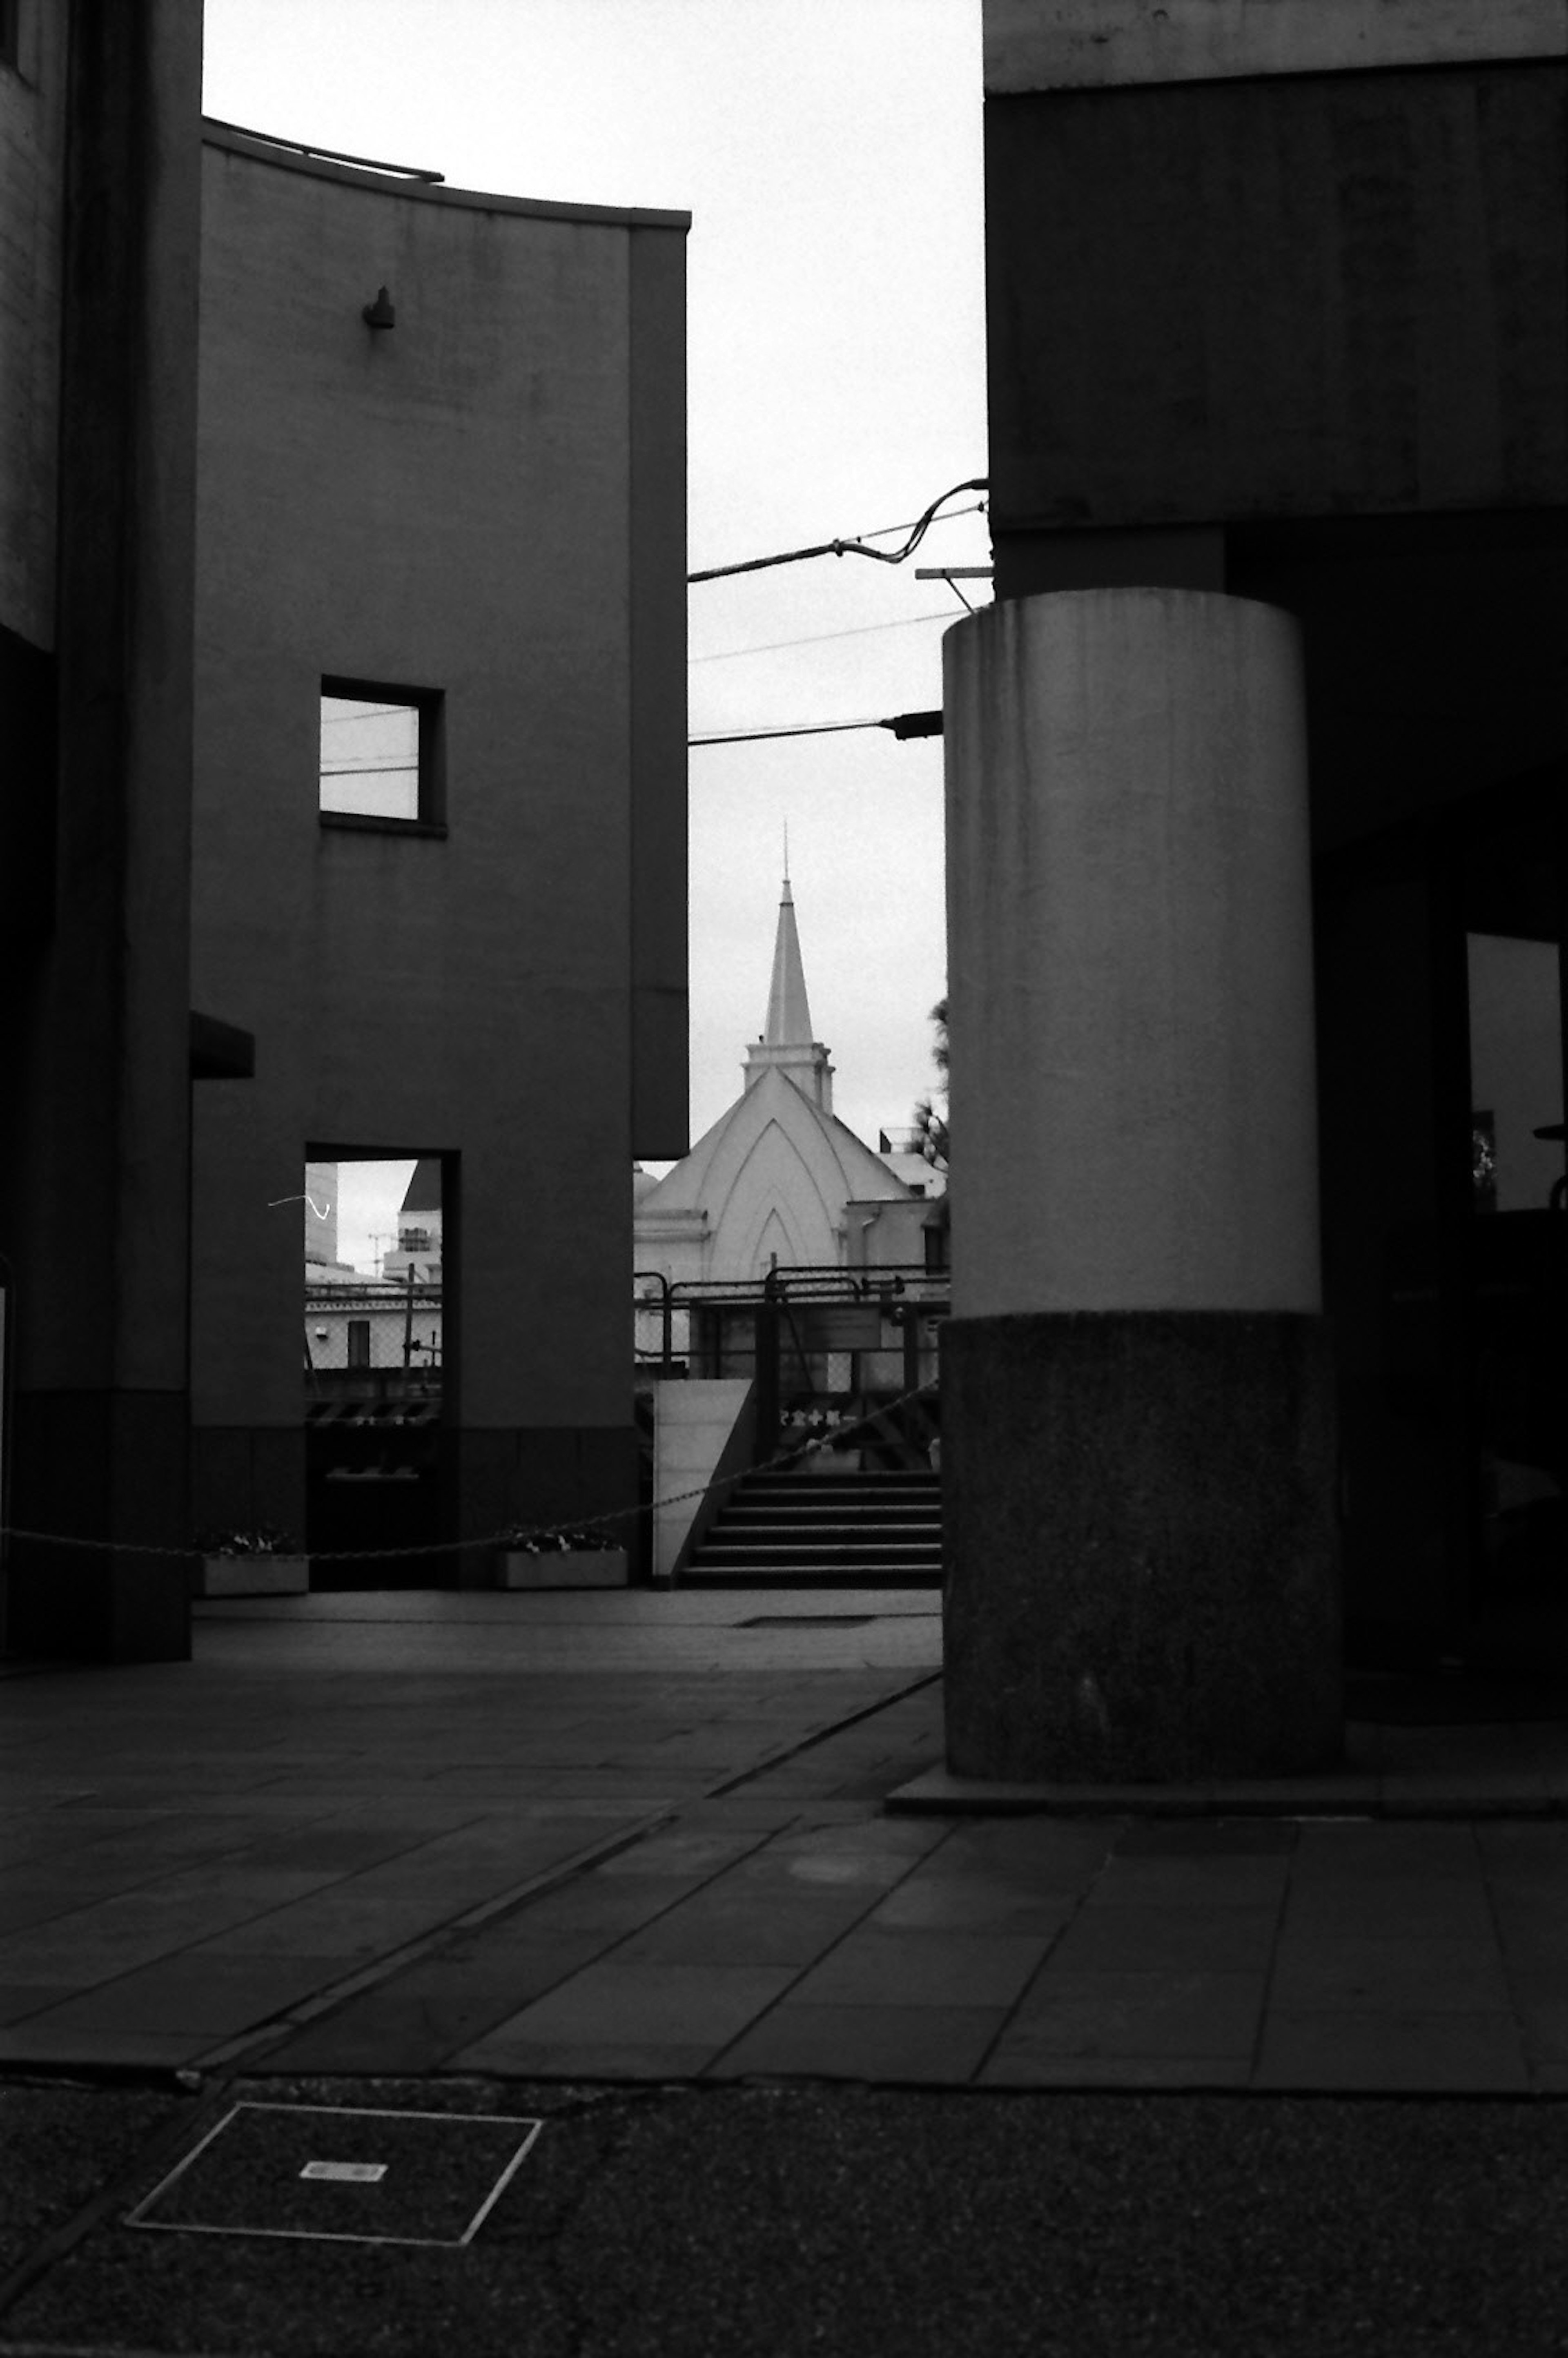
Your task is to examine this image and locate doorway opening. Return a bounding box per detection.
[1461,790,1568,1666]
[303,1154,450,1589]
[1318,767,1568,1673]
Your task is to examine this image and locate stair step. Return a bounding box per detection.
[695,1527,941,1545]
[682,1571,943,1589]
[726,1500,933,1518]
[698,1528,943,1547]
[734,1486,940,1498]
[686,1462,943,1590]
[697,1558,942,1574]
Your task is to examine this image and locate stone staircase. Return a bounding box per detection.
[682,1467,942,1589]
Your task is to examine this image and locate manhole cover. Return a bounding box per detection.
[125,2104,542,2248]
[740,1614,876,1627]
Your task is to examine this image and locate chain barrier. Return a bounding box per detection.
[0,1383,940,1566]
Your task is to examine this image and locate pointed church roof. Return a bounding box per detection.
[763,876,814,1046]
[635,860,935,1279]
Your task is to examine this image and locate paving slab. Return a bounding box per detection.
[4,1596,1568,2102]
[713,2001,1008,2083]
[1252,2009,1533,2093]
[454,1960,796,2060]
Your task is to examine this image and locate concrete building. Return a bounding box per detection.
[302,1161,353,1276]
[380,1161,443,1286]
[946,0,1568,1779]
[0,11,687,1655]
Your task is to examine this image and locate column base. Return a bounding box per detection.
[942,1312,1342,1781]
[5,1391,192,1663]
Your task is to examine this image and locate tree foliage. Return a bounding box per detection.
[912,994,949,1168]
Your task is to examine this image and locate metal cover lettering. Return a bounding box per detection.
[300,2161,388,2184]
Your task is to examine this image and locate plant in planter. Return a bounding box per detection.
[492,1522,630,1590]
[193,1525,310,1599]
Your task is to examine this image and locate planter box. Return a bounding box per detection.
[199,1553,310,1598]
[495,1547,629,1590]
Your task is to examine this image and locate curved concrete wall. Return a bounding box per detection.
[189,130,687,1542]
[944,588,1321,1316]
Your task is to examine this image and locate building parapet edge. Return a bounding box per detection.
[200,119,691,232]
[984,0,1568,96]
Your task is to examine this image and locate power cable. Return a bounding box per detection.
[688,475,987,584]
[690,711,941,748]
[690,608,958,664]
[850,496,988,544]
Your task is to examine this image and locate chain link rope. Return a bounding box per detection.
[0,1384,939,1565]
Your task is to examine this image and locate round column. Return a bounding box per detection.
[942,588,1341,1781]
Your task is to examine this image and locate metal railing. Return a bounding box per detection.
[633,1266,945,1467]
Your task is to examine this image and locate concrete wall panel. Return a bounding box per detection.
[0,4,68,648]
[987,64,1568,534]
[986,0,1566,95]
[191,133,687,1458]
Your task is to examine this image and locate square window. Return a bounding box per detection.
[319,681,441,826]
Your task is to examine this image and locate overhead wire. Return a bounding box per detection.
[688,475,987,584]
[690,717,886,748]
[690,711,941,748]
[690,608,959,664]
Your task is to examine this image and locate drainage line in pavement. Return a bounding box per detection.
[200,1671,942,2073]
[182,1806,679,2081]
[701,1667,943,1800]
[192,1672,940,2079]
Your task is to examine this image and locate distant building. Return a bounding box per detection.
[381,1160,443,1286]
[634,873,946,1295]
[303,1161,354,1275]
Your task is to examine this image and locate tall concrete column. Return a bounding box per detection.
[0,0,203,1662]
[942,588,1340,1780]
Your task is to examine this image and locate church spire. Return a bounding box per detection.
[764,871,815,1047]
[745,863,835,1110]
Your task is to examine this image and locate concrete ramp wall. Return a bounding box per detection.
[653,1380,755,1582]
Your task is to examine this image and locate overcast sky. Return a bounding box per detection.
[202,0,986,1266]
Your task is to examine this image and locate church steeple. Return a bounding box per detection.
[744,862,835,1111]
[764,873,815,1046]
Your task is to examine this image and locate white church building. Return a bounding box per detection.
[634,872,947,1292]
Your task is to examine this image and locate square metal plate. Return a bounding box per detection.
[125,2103,543,2248]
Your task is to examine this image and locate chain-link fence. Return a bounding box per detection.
[306,1282,443,1429]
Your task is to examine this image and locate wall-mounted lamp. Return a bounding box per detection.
[362,285,396,330]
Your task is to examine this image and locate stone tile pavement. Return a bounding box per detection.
[3,1591,1567,2096]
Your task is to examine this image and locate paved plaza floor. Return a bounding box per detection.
[1,1591,1566,2095]
[4,1591,1568,2355]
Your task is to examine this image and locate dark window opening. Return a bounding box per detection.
[346,1319,371,1369]
[320,679,443,827]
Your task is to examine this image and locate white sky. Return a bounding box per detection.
[202,0,985,1269]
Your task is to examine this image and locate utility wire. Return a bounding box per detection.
[690,608,958,664]
[688,476,987,585]
[690,711,941,748]
[850,496,987,544]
